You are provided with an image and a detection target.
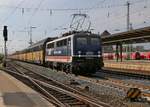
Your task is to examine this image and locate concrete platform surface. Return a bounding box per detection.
[0,70,55,107]
[104,60,150,75]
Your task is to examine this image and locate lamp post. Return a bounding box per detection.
[29,26,36,45]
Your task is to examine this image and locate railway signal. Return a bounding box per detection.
[3,26,8,67]
[3,26,8,41]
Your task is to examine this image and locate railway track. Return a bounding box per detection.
[5,61,110,107]
[10,61,150,99]
[6,60,150,105]
[97,70,150,98]
[102,68,150,80]
[77,75,150,99]
[106,78,150,98]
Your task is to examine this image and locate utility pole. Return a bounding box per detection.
[126,1,132,60]
[29,26,36,45]
[44,30,47,37]
[127,1,130,31]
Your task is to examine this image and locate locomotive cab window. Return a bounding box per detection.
[77,37,87,46]
[91,38,100,46]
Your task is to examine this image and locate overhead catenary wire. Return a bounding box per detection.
[27,0,46,25]
[0,0,26,25]
[0,0,149,36]
[94,0,150,32]
[42,0,150,38]
[0,0,148,13]
[0,0,149,27]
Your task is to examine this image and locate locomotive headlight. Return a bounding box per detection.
[98,51,101,57]
[78,51,81,57]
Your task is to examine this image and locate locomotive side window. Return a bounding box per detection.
[56,39,67,47]
[56,41,61,47]
[91,38,100,46]
[47,43,54,49]
[62,39,67,46]
[68,38,71,46]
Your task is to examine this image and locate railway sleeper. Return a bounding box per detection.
[45,90,58,94]
[41,89,64,96]
[52,92,66,97]
[48,90,61,94]
[58,96,75,100]
[61,99,81,104]
[59,95,71,98]
[65,102,87,107]
[56,98,77,104]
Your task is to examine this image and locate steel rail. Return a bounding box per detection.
[102,68,150,80]
[33,78,106,107]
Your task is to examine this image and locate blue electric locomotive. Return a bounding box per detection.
[45,31,103,75]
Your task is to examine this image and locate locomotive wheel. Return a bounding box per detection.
[66,65,72,74]
[62,64,66,72]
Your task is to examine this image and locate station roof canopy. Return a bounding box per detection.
[101,26,150,45]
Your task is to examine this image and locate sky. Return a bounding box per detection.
[0,0,150,53]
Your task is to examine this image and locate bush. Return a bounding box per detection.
[0,54,4,62]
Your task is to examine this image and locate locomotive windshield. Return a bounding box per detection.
[76,37,87,47]
[74,35,101,55]
[91,38,100,46]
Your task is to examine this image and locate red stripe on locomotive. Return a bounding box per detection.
[45,56,72,62]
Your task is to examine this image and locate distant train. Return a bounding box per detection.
[103,51,150,60]
[9,31,104,75]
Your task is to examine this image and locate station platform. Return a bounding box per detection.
[0,70,54,107]
[104,60,150,75]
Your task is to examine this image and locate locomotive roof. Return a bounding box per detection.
[62,30,92,37]
[46,31,98,44]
